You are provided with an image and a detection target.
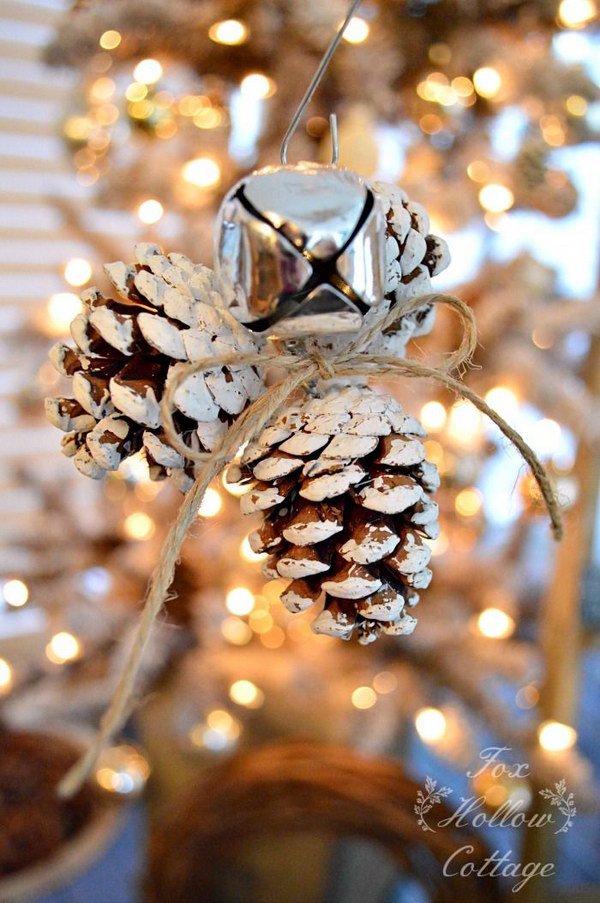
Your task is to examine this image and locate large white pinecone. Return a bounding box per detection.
[45,243,264,490]
[228,385,440,644]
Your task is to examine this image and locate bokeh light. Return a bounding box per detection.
[351,686,377,709]
[343,17,370,43]
[46,292,83,334]
[64,257,92,287]
[99,30,121,50]
[181,157,221,188]
[123,512,155,540]
[420,401,447,432]
[479,183,514,213]
[46,632,82,665]
[240,73,276,99]
[198,487,223,518]
[133,59,163,84]
[538,720,577,752]
[0,658,13,694]
[225,587,255,616]
[137,199,164,225]
[229,679,264,708]
[2,579,29,608]
[415,707,447,743]
[473,67,502,98]
[558,0,597,28]
[208,19,249,45]
[477,608,516,639]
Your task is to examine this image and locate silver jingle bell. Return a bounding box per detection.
[214,162,386,338]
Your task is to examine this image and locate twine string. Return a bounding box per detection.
[58,292,562,798]
[57,365,314,798]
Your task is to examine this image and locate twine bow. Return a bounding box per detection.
[58,292,562,798]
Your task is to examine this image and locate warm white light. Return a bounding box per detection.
[447,400,483,444]
[133,59,163,84]
[240,73,276,99]
[428,530,450,556]
[485,386,519,417]
[3,579,29,608]
[473,67,502,99]
[222,470,250,497]
[198,487,223,518]
[479,183,514,214]
[208,709,238,733]
[99,30,121,50]
[208,19,248,45]
[420,401,447,432]
[477,607,516,639]
[226,587,255,616]
[566,94,588,116]
[415,707,447,743]
[536,418,562,448]
[229,679,264,708]
[221,617,253,645]
[240,535,267,563]
[120,454,151,484]
[455,487,483,518]
[123,512,155,540]
[64,257,92,287]
[343,16,370,43]
[558,0,596,27]
[125,82,148,102]
[137,199,164,225]
[351,686,377,709]
[47,293,83,334]
[538,720,577,752]
[46,631,82,665]
[0,658,13,693]
[467,160,491,183]
[181,157,221,188]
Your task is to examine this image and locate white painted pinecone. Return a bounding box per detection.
[229,385,440,644]
[45,243,264,491]
[371,181,451,356]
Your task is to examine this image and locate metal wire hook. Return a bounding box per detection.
[280,0,362,166]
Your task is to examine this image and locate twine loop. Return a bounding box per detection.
[58,291,563,799]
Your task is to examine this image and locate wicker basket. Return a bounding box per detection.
[0,726,125,903]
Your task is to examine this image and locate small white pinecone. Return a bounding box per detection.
[45,243,264,490]
[228,385,440,644]
[371,181,451,355]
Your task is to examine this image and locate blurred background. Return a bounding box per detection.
[0,0,599,901]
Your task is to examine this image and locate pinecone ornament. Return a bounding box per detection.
[45,243,264,491]
[372,181,451,354]
[228,385,440,644]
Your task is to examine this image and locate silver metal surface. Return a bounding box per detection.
[280,0,362,164]
[214,162,386,333]
[244,164,367,258]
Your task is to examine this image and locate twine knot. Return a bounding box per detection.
[309,349,337,381]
